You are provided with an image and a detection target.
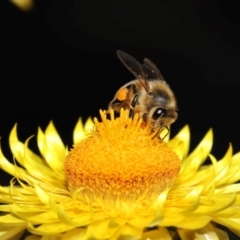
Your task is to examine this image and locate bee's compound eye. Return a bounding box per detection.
[117,88,128,101]
[152,108,165,120]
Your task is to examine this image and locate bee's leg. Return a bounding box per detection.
[151,128,161,140]
[129,109,134,118]
[129,94,138,118]
[160,126,170,141]
[152,125,170,142]
[142,113,147,122]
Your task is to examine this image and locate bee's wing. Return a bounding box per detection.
[143,58,165,80]
[117,50,151,92]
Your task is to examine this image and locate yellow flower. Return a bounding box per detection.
[0,109,240,240]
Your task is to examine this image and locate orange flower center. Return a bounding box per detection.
[64,110,180,204]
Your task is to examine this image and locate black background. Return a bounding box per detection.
[1,0,240,239]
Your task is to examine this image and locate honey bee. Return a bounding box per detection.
[108,50,178,138]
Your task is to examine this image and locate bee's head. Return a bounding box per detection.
[149,106,178,129]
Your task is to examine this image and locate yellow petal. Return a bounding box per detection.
[61,228,86,240]
[27,222,75,235]
[25,212,59,225]
[44,122,65,158]
[213,145,232,186]
[26,235,62,240]
[194,192,236,214]
[214,227,229,240]
[0,146,27,180]
[231,152,240,167]
[128,214,158,229]
[141,227,172,240]
[0,225,25,240]
[213,217,240,235]
[215,183,240,195]
[73,117,94,144]
[178,228,195,240]
[195,223,227,240]
[37,127,45,156]
[50,199,87,227]
[178,129,213,182]
[160,215,185,226]
[177,216,212,229]
[73,118,85,144]
[86,219,122,239]
[37,122,65,172]
[0,214,26,226]
[9,124,44,167]
[22,137,58,183]
[25,235,41,240]
[34,185,50,205]
[84,117,95,133]
[168,125,190,160]
[113,224,143,240]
